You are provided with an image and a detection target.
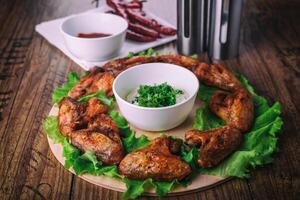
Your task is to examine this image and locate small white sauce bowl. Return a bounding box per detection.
[61,12,128,61]
[113,63,199,131]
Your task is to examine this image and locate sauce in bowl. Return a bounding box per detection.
[77,32,112,38]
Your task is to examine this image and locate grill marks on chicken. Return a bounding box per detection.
[119,137,192,181]
[58,97,124,165]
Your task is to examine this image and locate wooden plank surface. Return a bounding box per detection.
[0,0,299,199]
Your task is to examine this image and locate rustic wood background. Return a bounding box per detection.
[0,0,299,199]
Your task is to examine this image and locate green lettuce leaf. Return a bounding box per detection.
[109,111,150,153]
[154,181,177,197]
[180,145,199,171]
[127,48,159,58]
[123,178,180,199]
[194,75,283,178]
[78,90,115,109]
[62,138,81,169]
[43,116,65,143]
[193,104,225,130]
[52,72,80,103]
[197,84,217,102]
[123,178,154,199]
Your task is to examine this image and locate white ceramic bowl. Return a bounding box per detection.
[113,63,199,131]
[61,12,128,61]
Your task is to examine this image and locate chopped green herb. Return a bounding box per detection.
[191,54,198,58]
[128,48,159,58]
[133,83,183,108]
[127,52,134,58]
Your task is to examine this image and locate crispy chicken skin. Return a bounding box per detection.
[119,137,191,181]
[85,97,108,118]
[58,97,124,165]
[157,55,200,71]
[87,114,119,134]
[70,130,124,165]
[68,68,115,99]
[103,55,200,76]
[185,126,242,168]
[103,56,157,76]
[194,63,243,92]
[209,90,254,132]
[58,97,87,137]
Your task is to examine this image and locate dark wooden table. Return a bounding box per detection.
[0,0,299,199]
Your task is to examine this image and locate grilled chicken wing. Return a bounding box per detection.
[103,56,157,76]
[185,126,242,168]
[209,90,254,132]
[70,129,124,165]
[157,55,200,71]
[58,97,124,165]
[102,55,200,76]
[68,68,115,99]
[194,63,243,92]
[119,137,191,181]
[186,63,254,168]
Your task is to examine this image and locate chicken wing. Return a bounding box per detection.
[58,97,124,165]
[209,90,254,132]
[103,56,157,76]
[185,63,254,168]
[68,68,115,99]
[58,97,87,137]
[118,136,191,181]
[185,126,242,168]
[193,63,243,92]
[102,55,200,76]
[70,129,124,165]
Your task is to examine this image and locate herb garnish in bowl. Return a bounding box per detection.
[130,83,185,108]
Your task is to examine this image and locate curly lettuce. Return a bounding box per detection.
[52,72,80,103]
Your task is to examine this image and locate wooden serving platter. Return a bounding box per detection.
[47,99,228,196]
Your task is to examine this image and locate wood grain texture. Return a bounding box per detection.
[0,0,299,199]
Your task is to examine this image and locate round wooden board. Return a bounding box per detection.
[47,99,228,196]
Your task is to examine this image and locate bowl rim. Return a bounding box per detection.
[112,62,200,111]
[60,12,128,41]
